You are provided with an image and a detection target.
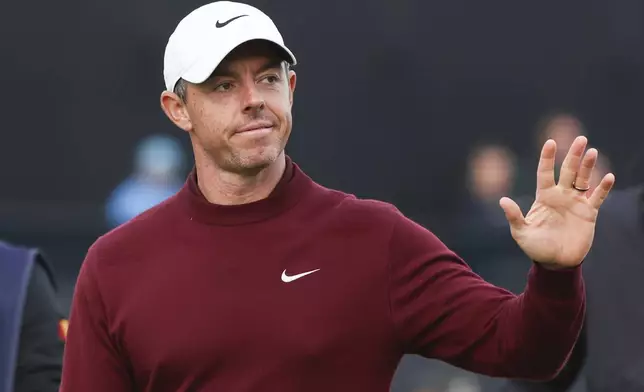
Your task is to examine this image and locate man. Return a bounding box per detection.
[0,241,64,392]
[61,2,615,391]
[503,185,644,391]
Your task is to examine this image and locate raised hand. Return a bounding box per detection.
[499,136,615,268]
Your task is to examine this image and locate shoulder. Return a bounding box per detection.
[310,185,406,232]
[341,196,400,219]
[313,186,441,246]
[306,188,455,271]
[0,240,37,262]
[312,184,403,223]
[334,195,451,257]
[86,195,182,269]
[0,241,56,286]
[325,195,464,279]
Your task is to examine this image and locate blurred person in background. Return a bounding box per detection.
[0,241,64,392]
[105,134,187,228]
[536,114,586,166]
[533,113,611,204]
[502,182,644,391]
[62,2,616,391]
[452,144,530,294]
[464,144,522,229]
[515,113,586,197]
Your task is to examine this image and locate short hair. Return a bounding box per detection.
[174,79,188,103]
[172,61,291,104]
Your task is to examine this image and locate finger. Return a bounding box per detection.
[536,139,557,190]
[588,173,616,209]
[571,148,598,192]
[499,197,525,230]
[558,136,588,187]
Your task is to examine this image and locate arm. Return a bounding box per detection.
[14,257,64,392]
[61,245,134,391]
[388,212,585,380]
[501,321,587,391]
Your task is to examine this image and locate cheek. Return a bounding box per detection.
[267,94,293,124]
[193,102,233,138]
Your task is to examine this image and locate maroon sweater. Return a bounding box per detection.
[61,158,585,392]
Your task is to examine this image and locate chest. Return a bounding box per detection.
[114,233,393,384]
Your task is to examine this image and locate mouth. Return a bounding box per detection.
[235,121,275,136]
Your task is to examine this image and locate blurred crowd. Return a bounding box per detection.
[449,112,610,293]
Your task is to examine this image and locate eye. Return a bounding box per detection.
[260,74,280,84]
[214,82,233,92]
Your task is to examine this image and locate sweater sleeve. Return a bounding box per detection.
[61,245,134,392]
[501,321,587,391]
[387,212,585,380]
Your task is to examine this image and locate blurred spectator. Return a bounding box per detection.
[453,144,530,293]
[516,113,587,197]
[105,134,187,228]
[465,144,520,227]
[0,241,64,392]
[530,112,611,197]
[536,113,587,165]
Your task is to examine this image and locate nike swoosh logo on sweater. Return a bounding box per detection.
[281,268,320,283]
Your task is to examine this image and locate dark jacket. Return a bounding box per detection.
[0,241,64,392]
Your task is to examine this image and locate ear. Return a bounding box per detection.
[287,70,296,108]
[160,90,193,132]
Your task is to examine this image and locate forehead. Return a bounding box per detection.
[217,40,287,70]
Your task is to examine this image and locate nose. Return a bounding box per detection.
[241,84,265,114]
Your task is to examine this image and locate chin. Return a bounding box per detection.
[229,146,283,172]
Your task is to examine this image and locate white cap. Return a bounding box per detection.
[163,1,297,92]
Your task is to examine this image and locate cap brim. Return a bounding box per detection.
[181,37,296,87]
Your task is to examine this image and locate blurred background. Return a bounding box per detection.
[1,0,642,390]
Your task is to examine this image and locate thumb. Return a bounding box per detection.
[499,197,525,230]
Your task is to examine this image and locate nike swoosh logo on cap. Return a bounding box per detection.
[216,14,248,28]
[281,268,320,283]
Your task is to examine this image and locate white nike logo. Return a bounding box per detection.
[281,268,320,283]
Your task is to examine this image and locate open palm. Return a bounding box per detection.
[499,136,615,268]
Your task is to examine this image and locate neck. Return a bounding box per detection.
[195,153,287,206]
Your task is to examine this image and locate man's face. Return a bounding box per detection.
[165,41,296,174]
[469,146,515,200]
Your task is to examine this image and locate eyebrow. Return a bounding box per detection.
[212,59,284,79]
